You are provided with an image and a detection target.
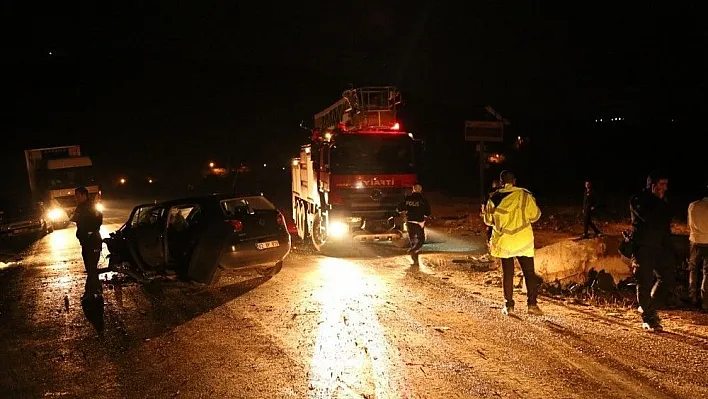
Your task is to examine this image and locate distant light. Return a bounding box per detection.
[119,178,126,184]
[209,162,215,168]
[324,132,332,140]
[148,179,153,184]
[48,51,53,56]
[517,136,521,140]
[408,133,414,138]
[282,167,285,170]
[263,163,267,167]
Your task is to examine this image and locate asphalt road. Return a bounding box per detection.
[1,199,707,398]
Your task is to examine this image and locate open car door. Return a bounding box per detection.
[128,203,167,268]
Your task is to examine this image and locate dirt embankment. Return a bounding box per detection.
[426,192,690,294]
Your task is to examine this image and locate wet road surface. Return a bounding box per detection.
[1,201,707,398]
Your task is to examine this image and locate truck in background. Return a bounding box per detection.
[24,145,102,229]
[291,86,425,251]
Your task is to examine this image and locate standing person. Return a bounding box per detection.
[397,184,431,266]
[486,180,501,245]
[71,187,104,303]
[482,170,543,315]
[629,173,675,331]
[582,181,602,238]
[687,190,708,311]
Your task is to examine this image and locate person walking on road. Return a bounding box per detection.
[582,181,602,238]
[688,189,708,312]
[71,187,104,303]
[482,170,543,316]
[629,172,676,331]
[398,184,431,266]
[486,180,501,246]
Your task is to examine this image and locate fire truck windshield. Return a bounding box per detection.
[330,134,414,174]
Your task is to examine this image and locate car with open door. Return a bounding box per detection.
[103,193,291,284]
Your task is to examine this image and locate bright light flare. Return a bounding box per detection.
[95,203,104,212]
[391,122,400,130]
[328,221,348,238]
[47,208,64,221]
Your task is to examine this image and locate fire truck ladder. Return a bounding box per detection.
[314,86,402,131]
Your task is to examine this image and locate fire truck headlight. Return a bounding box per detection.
[47,208,65,221]
[328,221,349,238]
[95,203,104,213]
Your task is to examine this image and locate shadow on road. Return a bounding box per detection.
[0,235,41,259]
[102,275,273,347]
[81,299,105,333]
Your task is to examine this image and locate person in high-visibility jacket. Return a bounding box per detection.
[482,170,543,316]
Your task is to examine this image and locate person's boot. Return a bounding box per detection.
[410,251,419,266]
[501,305,514,315]
[527,304,543,316]
[641,314,663,332]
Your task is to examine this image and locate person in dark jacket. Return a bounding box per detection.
[486,180,501,245]
[629,173,675,331]
[582,181,602,238]
[397,184,431,266]
[71,187,104,303]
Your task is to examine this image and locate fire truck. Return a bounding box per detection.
[291,86,424,250]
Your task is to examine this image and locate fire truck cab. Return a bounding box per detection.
[291,86,424,250]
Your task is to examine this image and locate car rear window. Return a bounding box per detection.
[221,196,275,216]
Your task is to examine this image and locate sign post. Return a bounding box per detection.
[465,120,504,202]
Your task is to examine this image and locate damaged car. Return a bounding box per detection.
[103,193,291,284]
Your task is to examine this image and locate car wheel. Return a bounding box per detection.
[256,260,283,277]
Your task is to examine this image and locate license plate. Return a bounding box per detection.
[256,240,279,250]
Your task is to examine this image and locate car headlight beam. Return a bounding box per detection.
[47,208,63,221]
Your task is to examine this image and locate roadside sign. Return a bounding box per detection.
[464,121,504,142]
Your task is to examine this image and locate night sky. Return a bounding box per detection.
[2,3,705,201]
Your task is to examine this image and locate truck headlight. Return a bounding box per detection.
[47,208,64,221]
[95,203,104,212]
[328,221,349,238]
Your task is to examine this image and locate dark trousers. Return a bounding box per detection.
[634,245,676,322]
[688,243,708,308]
[81,233,103,297]
[406,222,425,264]
[583,210,601,236]
[486,226,493,243]
[500,256,539,308]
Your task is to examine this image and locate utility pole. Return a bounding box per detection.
[477,141,486,202]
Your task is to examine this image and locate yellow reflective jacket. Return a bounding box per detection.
[483,184,541,258]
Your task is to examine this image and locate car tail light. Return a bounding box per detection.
[227,219,243,232]
[276,211,286,226]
